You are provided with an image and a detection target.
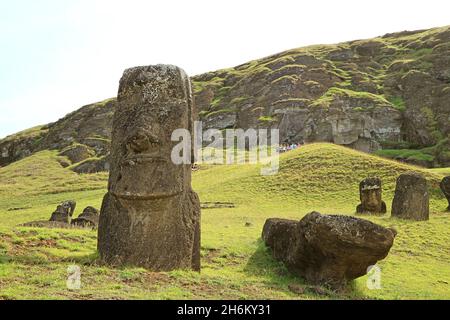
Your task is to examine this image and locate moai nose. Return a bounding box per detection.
[128,131,150,153]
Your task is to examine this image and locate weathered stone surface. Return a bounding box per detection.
[71,206,99,228]
[440,176,450,211]
[391,172,429,220]
[98,65,201,271]
[49,200,76,223]
[262,212,396,289]
[356,177,387,215]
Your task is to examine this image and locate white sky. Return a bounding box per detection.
[0,0,449,138]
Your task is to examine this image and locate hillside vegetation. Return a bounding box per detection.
[1,25,450,171]
[0,143,449,299]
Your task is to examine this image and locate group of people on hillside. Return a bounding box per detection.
[277,142,302,153]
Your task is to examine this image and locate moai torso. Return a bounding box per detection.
[98,65,200,271]
[356,177,386,215]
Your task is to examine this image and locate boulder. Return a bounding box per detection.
[391,172,429,221]
[356,177,387,215]
[440,176,450,211]
[98,65,201,271]
[71,206,100,228]
[262,212,396,289]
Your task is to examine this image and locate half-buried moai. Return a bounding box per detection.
[49,200,76,223]
[391,172,429,221]
[440,176,450,211]
[356,177,387,215]
[97,65,201,271]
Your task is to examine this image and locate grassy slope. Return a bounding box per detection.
[0,143,449,300]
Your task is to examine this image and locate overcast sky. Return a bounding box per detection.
[0,0,449,138]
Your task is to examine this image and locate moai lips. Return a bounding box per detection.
[98,65,201,271]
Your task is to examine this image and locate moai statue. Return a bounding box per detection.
[98,65,201,271]
[356,177,387,215]
[440,176,450,211]
[391,172,429,221]
[49,200,76,223]
[71,206,99,228]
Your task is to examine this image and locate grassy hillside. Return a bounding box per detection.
[0,143,449,299]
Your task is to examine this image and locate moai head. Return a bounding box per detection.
[49,204,71,223]
[98,65,201,271]
[108,65,194,201]
[359,177,383,212]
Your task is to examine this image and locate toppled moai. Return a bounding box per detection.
[356,177,387,215]
[391,172,429,221]
[49,200,76,223]
[71,206,100,228]
[440,176,450,211]
[262,212,396,289]
[98,65,201,271]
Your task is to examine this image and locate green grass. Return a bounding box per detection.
[427,167,450,176]
[375,149,435,163]
[0,143,449,300]
[386,96,406,111]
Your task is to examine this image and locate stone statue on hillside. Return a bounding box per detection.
[391,172,429,221]
[98,65,201,271]
[49,200,76,223]
[262,212,396,289]
[356,177,387,215]
[440,176,450,211]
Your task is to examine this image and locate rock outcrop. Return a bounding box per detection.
[440,176,450,211]
[356,177,387,215]
[49,200,76,223]
[1,26,450,168]
[391,172,429,220]
[262,212,396,289]
[98,65,201,271]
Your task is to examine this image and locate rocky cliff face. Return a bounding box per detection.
[0,99,115,171]
[1,26,449,169]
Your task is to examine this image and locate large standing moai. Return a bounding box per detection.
[391,172,429,221]
[356,177,387,215]
[98,65,201,271]
[440,176,450,211]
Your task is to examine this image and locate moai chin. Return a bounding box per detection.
[356,177,387,215]
[98,65,201,271]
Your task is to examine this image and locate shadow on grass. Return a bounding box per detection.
[244,239,369,299]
